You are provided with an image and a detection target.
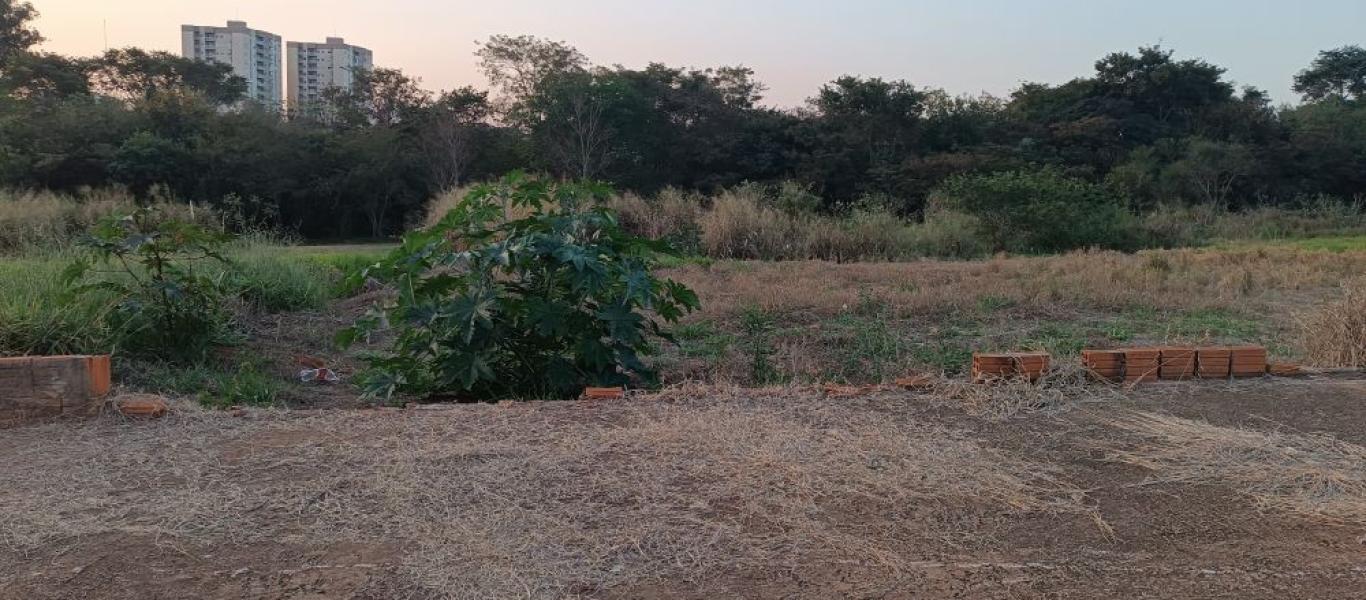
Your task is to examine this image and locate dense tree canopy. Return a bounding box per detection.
[1,2,1362,240]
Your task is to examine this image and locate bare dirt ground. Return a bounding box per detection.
[3,376,1366,599]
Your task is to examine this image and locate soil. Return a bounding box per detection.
[3,376,1366,599]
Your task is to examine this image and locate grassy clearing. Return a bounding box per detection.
[0,239,378,406]
[1106,410,1366,524]
[655,246,1364,384]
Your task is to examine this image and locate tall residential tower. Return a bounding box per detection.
[180,20,283,108]
[287,37,373,114]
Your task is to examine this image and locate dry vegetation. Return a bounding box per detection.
[652,247,1366,385]
[7,378,1366,598]
[664,247,1364,320]
[1299,281,1366,368]
[1,389,1095,598]
[1105,410,1366,524]
[0,189,213,254]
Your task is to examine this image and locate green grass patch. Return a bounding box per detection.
[674,321,733,360]
[127,360,284,408]
[1020,322,1089,356]
[1213,235,1366,253]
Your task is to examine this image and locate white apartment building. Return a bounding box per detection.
[180,21,283,108]
[287,37,373,113]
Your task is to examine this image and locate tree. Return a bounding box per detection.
[89,48,245,105]
[321,67,431,127]
[421,86,492,188]
[1091,46,1233,127]
[476,34,587,124]
[0,52,91,101]
[109,130,194,196]
[0,0,41,68]
[1161,138,1256,206]
[1294,46,1366,102]
[803,76,928,202]
[534,71,616,179]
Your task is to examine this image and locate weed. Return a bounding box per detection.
[675,321,733,360]
[1021,323,1088,356]
[830,314,901,382]
[1100,321,1135,342]
[129,360,283,408]
[976,294,1016,312]
[64,207,236,362]
[738,306,780,384]
[1165,308,1262,340]
[912,342,974,375]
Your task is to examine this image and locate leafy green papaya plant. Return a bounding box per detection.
[63,206,235,361]
[340,173,700,402]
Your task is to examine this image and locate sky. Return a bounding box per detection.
[28,0,1366,108]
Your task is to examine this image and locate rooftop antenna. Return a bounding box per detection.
[102,19,108,51]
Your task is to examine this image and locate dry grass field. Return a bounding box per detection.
[4,377,1366,599]
[655,246,1366,385]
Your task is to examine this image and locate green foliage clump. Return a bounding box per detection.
[931,169,1138,254]
[341,174,700,402]
[63,207,234,361]
[737,305,780,384]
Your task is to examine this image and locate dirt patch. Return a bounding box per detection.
[4,380,1366,599]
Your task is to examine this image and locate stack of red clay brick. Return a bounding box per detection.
[1082,345,1270,383]
[971,352,1050,383]
[0,355,111,427]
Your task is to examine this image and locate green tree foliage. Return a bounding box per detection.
[1,10,1363,241]
[341,174,699,402]
[90,48,245,105]
[1294,46,1366,102]
[63,208,234,360]
[0,0,41,67]
[932,169,1137,253]
[318,67,431,127]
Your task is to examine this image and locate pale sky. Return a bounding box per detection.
[29,0,1365,107]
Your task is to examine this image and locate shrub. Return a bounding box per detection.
[63,207,235,361]
[699,186,809,259]
[604,188,703,254]
[930,169,1139,253]
[342,173,700,402]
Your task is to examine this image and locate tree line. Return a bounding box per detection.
[2,1,1364,239]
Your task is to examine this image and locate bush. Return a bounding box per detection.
[604,188,703,254]
[64,207,235,361]
[1299,282,1366,368]
[342,173,700,402]
[930,169,1139,253]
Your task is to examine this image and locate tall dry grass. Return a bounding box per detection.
[1299,282,1366,368]
[421,181,983,261]
[1141,198,1366,247]
[605,188,702,244]
[664,246,1366,319]
[419,183,1366,261]
[0,188,211,254]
